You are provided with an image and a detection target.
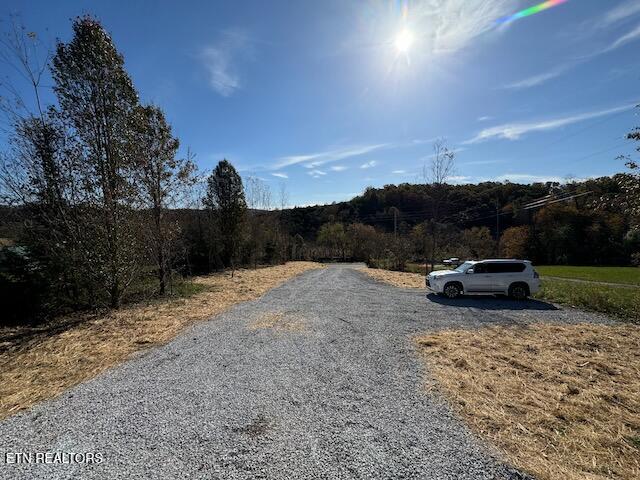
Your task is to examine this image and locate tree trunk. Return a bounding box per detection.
[155,205,166,296]
[110,280,120,309]
[158,252,166,296]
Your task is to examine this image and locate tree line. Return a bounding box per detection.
[1,16,639,326]
[310,197,639,272]
[281,171,639,269]
[0,17,296,324]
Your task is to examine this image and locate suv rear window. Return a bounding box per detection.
[484,262,526,273]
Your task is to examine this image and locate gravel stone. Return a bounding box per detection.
[0,264,609,479]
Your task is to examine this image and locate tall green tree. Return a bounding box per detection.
[51,16,140,308]
[347,223,378,262]
[317,222,347,259]
[462,226,495,260]
[204,159,247,272]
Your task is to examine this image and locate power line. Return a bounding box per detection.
[522,191,592,210]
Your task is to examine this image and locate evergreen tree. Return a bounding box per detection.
[204,160,247,272]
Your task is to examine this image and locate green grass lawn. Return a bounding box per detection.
[535,278,640,323]
[535,265,640,285]
[125,273,209,303]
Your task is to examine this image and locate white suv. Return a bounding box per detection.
[426,259,540,300]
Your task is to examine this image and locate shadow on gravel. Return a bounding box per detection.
[427,293,558,311]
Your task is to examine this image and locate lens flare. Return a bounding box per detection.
[497,0,569,25]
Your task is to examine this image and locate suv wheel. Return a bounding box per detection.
[509,283,529,300]
[444,283,461,299]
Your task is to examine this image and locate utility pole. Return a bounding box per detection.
[390,207,399,238]
[495,199,500,257]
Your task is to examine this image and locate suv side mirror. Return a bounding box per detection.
[466,268,474,274]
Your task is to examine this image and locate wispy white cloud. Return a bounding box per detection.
[494,174,564,184]
[464,104,634,144]
[599,1,640,28]
[459,159,504,166]
[470,173,603,185]
[504,23,640,89]
[414,0,513,54]
[477,116,492,122]
[274,138,454,171]
[274,144,388,169]
[596,23,640,56]
[449,175,473,184]
[570,20,640,61]
[502,64,569,90]
[307,169,327,179]
[411,137,439,145]
[504,3,640,90]
[271,172,288,179]
[392,169,407,174]
[360,160,377,169]
[200,29,253,96]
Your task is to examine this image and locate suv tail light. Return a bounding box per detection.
[533,270,539,279]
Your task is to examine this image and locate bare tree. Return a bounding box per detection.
[278,181,289,210]
[277,181,290,261]
[0,17,55,204]
[0,18,93,310]
[422,139,456,272]
[0,17,51,127]
[425,139,456,188]
[244,176,272,267]
[245,176,271,210]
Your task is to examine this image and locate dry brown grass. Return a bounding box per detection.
[0,262,321,420]
[416,323,640,480]
[361,267,424,289]
[248,311,307,332]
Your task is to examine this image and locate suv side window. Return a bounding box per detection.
[503,262,526,273]
[473,264,487,273]
[484,263,501,273]
[486,262,526,273]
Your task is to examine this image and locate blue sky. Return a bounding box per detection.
[2,0,639,206]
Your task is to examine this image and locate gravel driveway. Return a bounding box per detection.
[0,264,609,479]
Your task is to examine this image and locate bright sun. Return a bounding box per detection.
[394,28,414,54]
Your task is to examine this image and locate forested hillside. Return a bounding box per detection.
[277,174,638,268]
[281,178,606,237]
[0,15,638,326]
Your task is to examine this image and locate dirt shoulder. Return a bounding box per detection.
[361,267,424,289]
[416,323,640,480]
[0,262,322,420]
